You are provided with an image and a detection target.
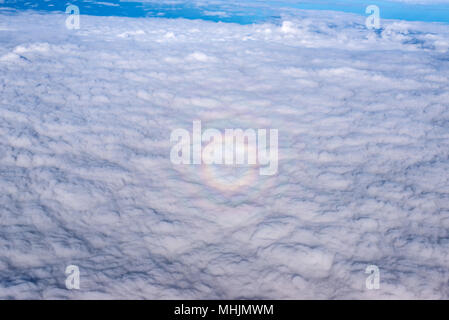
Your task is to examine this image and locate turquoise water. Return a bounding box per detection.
[1,0,448,24]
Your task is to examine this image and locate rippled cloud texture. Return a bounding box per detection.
[0,8,448,299]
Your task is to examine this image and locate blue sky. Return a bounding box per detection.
[1,0,449,24]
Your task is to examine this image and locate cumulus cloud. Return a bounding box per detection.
[0,9,448,299]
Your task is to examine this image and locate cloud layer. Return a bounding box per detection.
[0,11,448,299]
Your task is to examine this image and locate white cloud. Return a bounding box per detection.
[0,10,448,299]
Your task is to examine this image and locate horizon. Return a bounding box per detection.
[1,0,449,24]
